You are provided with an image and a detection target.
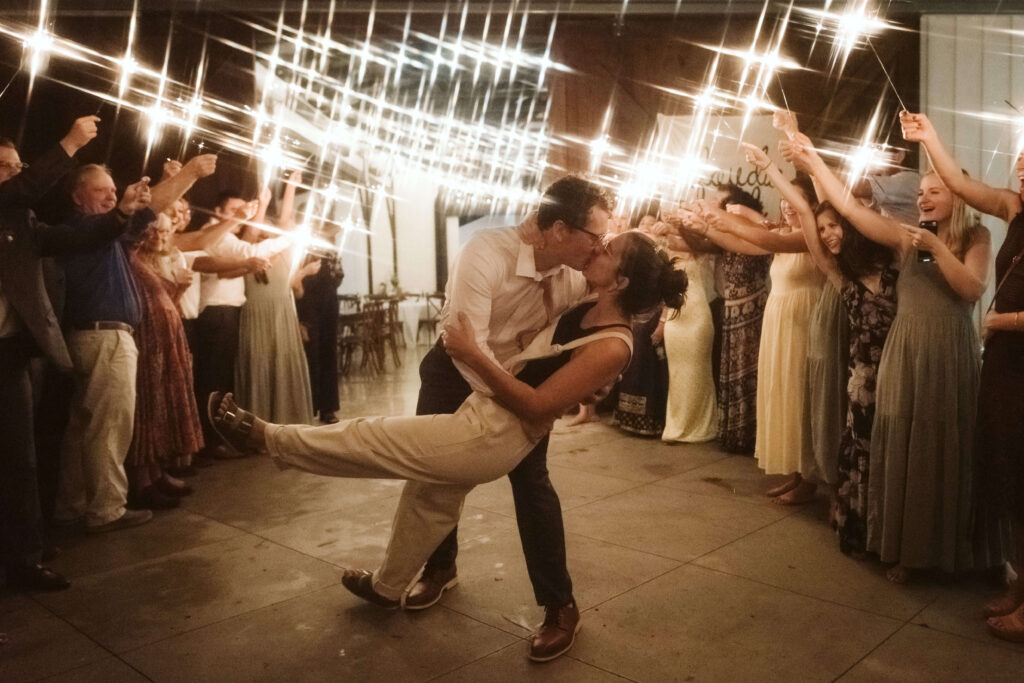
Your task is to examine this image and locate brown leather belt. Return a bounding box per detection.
[74,321,134,334]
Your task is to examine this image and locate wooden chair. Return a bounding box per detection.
[417,292,446,344]
[337,311,363,376]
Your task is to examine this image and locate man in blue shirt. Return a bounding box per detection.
[0,116,152,589]
[52,155,216,533]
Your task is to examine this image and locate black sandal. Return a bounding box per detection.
[207,392,257,457]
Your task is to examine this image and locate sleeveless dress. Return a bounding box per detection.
[803,283,849,485]
[976,211,1024,544]
[663,254,718,442]
[236,250,314,425]
[613,308,669,436]
[127,254,204,467]
[835,267,898,554]
[866,247,1000,571]
[717,252,771,453]
[754,250,825,475]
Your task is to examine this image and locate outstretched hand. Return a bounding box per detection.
[162,159,183,181]
[441,311,481,362]
[183,153,218,179]
[904,225,943,252]
[773,110,799,138]
[118,177,152,214]
[740,142,771,170]
[900,111,936,144]
[60,115,100,156]
[779,132,817,173]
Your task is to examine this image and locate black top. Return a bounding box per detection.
[994,211,1024,314]
[516,302,632,389]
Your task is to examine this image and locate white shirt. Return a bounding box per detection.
[198,232,290,311]
[442,225,588,394]
[869,170,921,226]
[172,250,202,320]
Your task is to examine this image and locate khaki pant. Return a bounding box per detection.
[265,393,539,599]
[55,330,137,527]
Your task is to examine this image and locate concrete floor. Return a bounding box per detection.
[3,344,1024,682]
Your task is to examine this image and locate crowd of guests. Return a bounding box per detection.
[0,115,342,594]
[2,106,1023,646]
[601,111,1024,643]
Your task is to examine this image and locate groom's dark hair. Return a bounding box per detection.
[537,174,614,231]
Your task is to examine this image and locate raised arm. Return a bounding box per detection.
[697,204,772,256]
[149,154,217,214]
[661,206,720,254]
[0,116,99,207]
[278,170,302,231]
[901,111,1021,223]
[743,142,840,287]
[443,312,629,424]
[172,200,257,252]
[783,135,909,253]
[718,206,808,253]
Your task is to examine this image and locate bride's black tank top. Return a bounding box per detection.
[515,302,632,389]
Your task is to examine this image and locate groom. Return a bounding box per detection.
[344,174,612,662]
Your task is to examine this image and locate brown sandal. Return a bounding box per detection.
[207,392,256,457]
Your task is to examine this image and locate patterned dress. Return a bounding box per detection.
[835,267,898,555]
[717,252,771,453]
[614,307,669,436]
[127,254,204,468]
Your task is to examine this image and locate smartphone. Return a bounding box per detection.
[917,220,938,262]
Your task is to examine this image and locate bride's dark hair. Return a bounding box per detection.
[616,231,687,316]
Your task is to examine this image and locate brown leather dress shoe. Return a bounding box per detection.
[404,565,458,611]
[529,603,581,662]
[341,569,400,609]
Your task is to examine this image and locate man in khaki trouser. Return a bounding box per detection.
[53,157,216,532]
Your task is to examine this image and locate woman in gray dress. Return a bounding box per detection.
[235,171,315,426]
[790,131,1004,583]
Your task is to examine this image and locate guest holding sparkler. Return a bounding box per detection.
[789,124,1002,584]
[668,185,770,455]
[677,179,825,503]
[902,111,1024,639]
[126,213,204,510]
[766,139,897,557]
[654,219,717,443]
[234,170,316,429]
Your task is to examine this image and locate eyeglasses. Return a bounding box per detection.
[568,225,605,244]
[0,161,28,173]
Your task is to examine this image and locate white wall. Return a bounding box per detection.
[336,170,440,296]
[921,14,1024,316]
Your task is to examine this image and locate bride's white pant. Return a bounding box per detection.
[264,393,541,600]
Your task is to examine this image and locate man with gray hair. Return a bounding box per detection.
[52,155,216,533]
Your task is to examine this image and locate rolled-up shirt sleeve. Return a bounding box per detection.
[445,240,508,395]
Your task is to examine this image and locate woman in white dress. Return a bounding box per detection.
[660,228,719,442]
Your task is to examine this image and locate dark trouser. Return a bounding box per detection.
[195,305,240,444]
[416,342,574,608]
[0,334,44,566]
[32,360,73,522]
[710,296,724,397]
[302,298,340,416]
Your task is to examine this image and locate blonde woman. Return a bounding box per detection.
[791,130,1002,584]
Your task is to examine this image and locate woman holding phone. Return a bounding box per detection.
[784,128,1001,584]
[902,111,1024,639]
